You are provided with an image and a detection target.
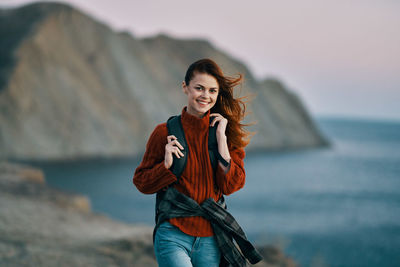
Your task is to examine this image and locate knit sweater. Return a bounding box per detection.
[133,106,246,237]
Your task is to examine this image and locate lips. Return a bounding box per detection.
[197,99,210,106]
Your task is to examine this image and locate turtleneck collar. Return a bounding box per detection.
[181,106,210,132]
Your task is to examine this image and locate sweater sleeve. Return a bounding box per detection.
[215,146,246,195]
[133,123,177,194]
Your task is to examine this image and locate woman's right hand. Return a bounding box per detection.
[164,135,184,169]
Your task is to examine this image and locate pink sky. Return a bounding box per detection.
[2,0,400,121]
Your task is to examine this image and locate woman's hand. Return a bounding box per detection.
[210,113,228,139]
[164,135,184,169]
[210,113,231,173]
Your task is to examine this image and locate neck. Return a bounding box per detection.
[181,106,210,132]
[186,107,207,118]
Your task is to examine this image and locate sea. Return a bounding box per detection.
[25,117,400,267]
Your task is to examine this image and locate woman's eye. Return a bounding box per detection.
[195,87,203,90]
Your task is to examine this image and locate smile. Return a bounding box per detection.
[197,100,210,105]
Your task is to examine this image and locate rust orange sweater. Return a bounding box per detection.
[133,106,246,237]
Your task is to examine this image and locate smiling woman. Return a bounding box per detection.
[132,58,261,267]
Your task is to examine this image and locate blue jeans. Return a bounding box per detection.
[154,221,221,267]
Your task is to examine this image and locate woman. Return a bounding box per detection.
[133,58,256,267]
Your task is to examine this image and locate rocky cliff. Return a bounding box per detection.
[0,2,329,160]
[0,161,297,266]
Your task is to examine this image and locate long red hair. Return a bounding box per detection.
[184,58,253,149]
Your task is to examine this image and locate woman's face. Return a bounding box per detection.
[182,72,219,118]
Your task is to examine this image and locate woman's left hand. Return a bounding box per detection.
[210,113,228,139]
[210,113,231,173]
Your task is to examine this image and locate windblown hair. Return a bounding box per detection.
[184,58,254,149]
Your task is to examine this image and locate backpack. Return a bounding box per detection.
[155,114,228,223]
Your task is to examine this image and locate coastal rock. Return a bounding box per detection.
[0,161,156,266]
[0,2,329,161]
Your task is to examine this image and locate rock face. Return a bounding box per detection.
[0,161,156,266]
[0,160,297,266]
[0,2,329,160]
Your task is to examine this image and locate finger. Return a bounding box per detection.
[173,146,184,157]
[171,139,184,150]
[210,117,215,127]
[170,146,184,158]
[173,150,181,159]
[210,116,222,127]
[167,135,177,142]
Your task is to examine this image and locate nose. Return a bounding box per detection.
[201,89,210,98]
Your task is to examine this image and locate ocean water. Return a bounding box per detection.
[26,117,400,267]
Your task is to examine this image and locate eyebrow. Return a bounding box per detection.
[195,84,218,90]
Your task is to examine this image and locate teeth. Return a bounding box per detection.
[198,100,208,105]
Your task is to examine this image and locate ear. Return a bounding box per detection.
[182,81,188,95]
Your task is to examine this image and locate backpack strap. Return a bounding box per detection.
[155,114,228,224]
[155,115,187,224]
[208,118,230,168]
[166,115,188,180]
[208,118,219,170]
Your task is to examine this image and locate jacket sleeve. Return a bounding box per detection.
[215,146,246,195]
[132,123,177,194]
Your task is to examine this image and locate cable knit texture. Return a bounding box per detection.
[133,106,246,237]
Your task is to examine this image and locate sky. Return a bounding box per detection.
[1,0,400,121]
